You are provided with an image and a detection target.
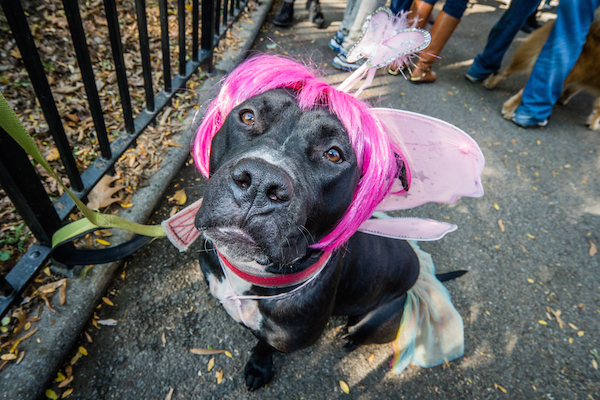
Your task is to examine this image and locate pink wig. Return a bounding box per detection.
[192,55,405,251]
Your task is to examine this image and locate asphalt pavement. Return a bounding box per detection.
[5,0,600,399]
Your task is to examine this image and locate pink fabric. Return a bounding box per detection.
[346,9,430,69]
[371,108,484,211]
[192,55,404,251]
[358,217,457,241]
[161,198,203,251]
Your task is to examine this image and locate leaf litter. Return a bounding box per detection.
[0,0,208,274]
[0,0,258,397]
[0,0,234,394]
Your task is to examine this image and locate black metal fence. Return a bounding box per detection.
[0,0,248,317]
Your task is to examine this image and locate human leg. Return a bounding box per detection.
[513,0,600,126]
[411,0,434,29]
[410,0,467,83]
[339,0,360,36]
[329,0,360,54]
[466,0,540,81]
[308,0,325,28]
[273,0,295,27]
[341,0,387,50]
[273,0,324,28]
[390,0,415,15]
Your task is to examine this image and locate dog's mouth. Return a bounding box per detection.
[201,227,271,265]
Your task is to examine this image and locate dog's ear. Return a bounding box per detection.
[394,154,409,192]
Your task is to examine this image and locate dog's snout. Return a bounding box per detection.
[230,158,294,208]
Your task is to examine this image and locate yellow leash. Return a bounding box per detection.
[0,92,166,250]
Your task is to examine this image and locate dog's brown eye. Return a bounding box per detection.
[241,111,255,125]
[325,148,342,163]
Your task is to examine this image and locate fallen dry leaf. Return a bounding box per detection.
[165,387,174,400]
[593,359,598,370]
[78,346,88,356]
[339,380,350,394]
[162,331,166,347]
[45,147,60,162]
[215,369,223,384]
[169,189,187,206]
[40,294,57,312]
[86,175,124,210]
[84,331,93,343]
[58,375,73,388]
[36,279,67,295]
[207,357,215,372]
[59,281,66,305]
[102,297,114,306]
[498,219,505,233]
[547,307,566,328]
[494,383,507,393]
[1,353,17,361]
[70,352,81,365]
[368,354,375,363]
[190,348,229,356]
[45,389,58,399]
[55,372,66,382]
[18,328,38,342]
[61,388,74,398]
[589,241,597,256]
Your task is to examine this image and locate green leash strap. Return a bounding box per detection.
[0,91,166,253]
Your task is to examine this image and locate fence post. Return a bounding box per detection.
[0,127,62,247]
[201,0,216,71]
[0,0,84,192]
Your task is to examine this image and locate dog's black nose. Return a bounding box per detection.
[230,158,294,210]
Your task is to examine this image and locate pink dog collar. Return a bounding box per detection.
[216,250,333,288]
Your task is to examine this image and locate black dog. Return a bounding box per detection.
[195,89,422,390]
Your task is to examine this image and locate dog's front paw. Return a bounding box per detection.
[342,339,360,352]
[244,351,274,391]
[335,326,360,352]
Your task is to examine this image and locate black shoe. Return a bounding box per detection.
[308,0,324,28]
[273,2,294,27]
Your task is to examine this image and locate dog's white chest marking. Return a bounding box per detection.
[206,270,263,331]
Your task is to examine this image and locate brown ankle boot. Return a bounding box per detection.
[410,11,461,84]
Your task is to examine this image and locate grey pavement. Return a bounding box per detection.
[4,0,600,399]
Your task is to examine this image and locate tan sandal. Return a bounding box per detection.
[410,61,437,83]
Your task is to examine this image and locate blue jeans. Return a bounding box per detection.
[515,0,600,125]
[390,0,413,14]
[466,0,540,80]
[421,0,468,19]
